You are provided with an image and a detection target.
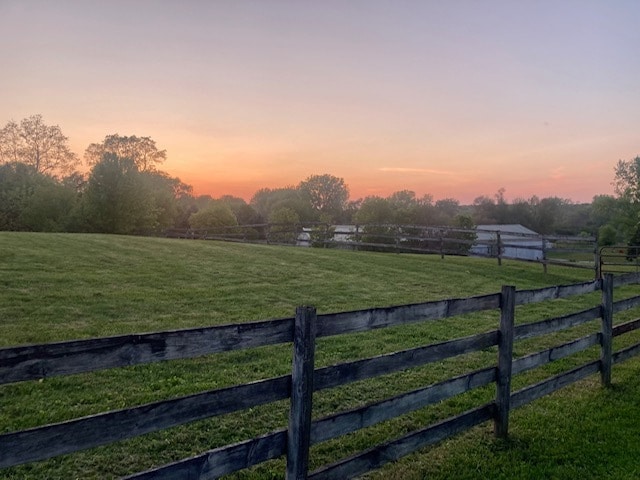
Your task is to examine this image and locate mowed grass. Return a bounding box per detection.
[1,232,640,479]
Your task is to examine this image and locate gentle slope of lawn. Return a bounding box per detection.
[1,232,639,479]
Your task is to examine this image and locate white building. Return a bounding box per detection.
[471,224,548,261]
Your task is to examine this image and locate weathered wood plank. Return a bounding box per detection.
[124,367,497,480]
[311,367,496,444]
[601,274,614,386]
[0,375,290,468]
[287,307,317,480]
[612,295,640,314]
[314,331,498,391]
[0,318,294,385]
[510,360,600,409]
[612,272,640,287]
[513,307,601,341]
[511,333,600,375]
[316,294,501,337]
[495,286,515,438]
[612,342,640,364]
[308,404,495,480]
[124,430,287,480]
[514,280,600,306]
[613,318,640,337]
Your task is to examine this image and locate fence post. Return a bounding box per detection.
[600,274,613,387]
[286,306,317,480]
[495,285,515,438]
[541,236,547,274]
[496,231,502,266]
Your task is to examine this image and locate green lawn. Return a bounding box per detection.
[1,232,639,479]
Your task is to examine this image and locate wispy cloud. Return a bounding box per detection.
[378,167,456,175]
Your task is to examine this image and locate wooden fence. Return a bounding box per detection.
[2,273,640,478]
[599,245,640,277]
[166,224,597,276]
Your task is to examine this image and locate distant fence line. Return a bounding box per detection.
[166,223,598,276]
[2,273,640,478]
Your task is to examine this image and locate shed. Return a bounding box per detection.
[471,224,548,261]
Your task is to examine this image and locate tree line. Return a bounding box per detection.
[0,115,637,246]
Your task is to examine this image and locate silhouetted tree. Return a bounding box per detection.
[83,154,156,234]
[85,134,166,172]
[298,173,349,221]
[250,187,314,222]
[0,115,79,176]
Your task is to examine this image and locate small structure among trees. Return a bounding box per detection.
[471,224,547,261]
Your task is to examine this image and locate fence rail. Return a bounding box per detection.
[2,272,640,478]
[166,224,597,276]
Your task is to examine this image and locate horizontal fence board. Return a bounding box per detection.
[124,430,288,480]
[549,247,594,254]
[514,281,600,306]
[314,331,498,391]
[308,404,495,480]
[312,367,496,444]
[500,243,547,252]
[126,367,497,480]
[612,342,640,364]
[0,376,290,468]
[510,360,600,409]
[316,294,500,338]
[543,260,596,271]
[512,333,600,375]
[612,318,640,337]
[514,307,601,341]
[613,272,640,287]
[612,295,640,314]
[0,318,294,385]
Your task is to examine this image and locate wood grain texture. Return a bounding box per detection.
[495,286,515,438]
[0,318,294,385]
[601,274,614,386]
[123,430,287,480]
[510,360,600,409]
[612,295,640,314]
[287,307,317,480]
[308,404,495,480]
[316,294,500,338]
[512,333,600,375]
[514,280,600,306]
[613,318,640,337]
[514,307,601,341]
[0,375,290,468]
[314,331,498,391]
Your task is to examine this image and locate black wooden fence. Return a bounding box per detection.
[2,273,640,478]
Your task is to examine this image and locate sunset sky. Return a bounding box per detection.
[1,1,638,204]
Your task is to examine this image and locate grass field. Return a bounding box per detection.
[1,232,640,479]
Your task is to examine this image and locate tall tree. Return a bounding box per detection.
[298,174,349,221]
[84,134,166,172]
[250,187,314,222]
[0,115,79,176]
[434,198,461,225]
[83,153,156,234]
[614,156,640,202]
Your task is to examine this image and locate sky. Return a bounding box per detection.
[1,0,639,204]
